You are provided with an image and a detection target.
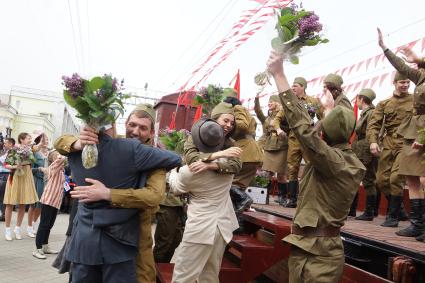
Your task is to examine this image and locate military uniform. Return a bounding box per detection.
[232,105,263,188]
[254,96,288,174]
[383,49,425,240]
[278,89,365,283]
[352,89,378,221]
[366,74,413,227]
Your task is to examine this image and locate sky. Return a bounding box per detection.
[0,0,424,111]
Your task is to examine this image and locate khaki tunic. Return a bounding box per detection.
[232,105,263,187]
[278,89,365,283]
[366,94,413,196]
[54,135,164,283]
[254,97,288,174]
[384,49,425,176]
[287,95,322,181]
[352,105,378,195]
[183,136,242,174]
[334,93,353,110]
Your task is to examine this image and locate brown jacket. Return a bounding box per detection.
[352,105,375,162]
[366,93,413,151]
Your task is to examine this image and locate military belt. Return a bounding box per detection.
[415,107,425,115]
[291,224,340,237]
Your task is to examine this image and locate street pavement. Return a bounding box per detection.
[0,213,69,282]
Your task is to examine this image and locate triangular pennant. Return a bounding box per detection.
[356,61,365,72]
[347,64,356,76]
[374,54,382,67]
[362,79,370,89]
[365,57,373,71]
[379,73,389,87]
[370,76,380,88]
[352,81,362,92]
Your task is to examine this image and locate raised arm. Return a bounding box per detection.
[254,95,266,123]
[378,28,425,85]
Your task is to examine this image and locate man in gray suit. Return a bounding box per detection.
[55,125,181,283]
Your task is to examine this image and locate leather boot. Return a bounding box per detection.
[355,195,375,221]
[348,193,358,217]
[374,192,381,217]
[416,231,425,242]
[286,181,298,208]
[396,199,424,237]
[278,183,288,206]
[230,186,253,214]
[398,202,409,221]
[381,195,402,227]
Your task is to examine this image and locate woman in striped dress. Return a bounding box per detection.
[33,150,65,259]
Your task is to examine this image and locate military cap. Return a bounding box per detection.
[324,74,344,88]
[321,106,355,144]
[293,77,308,88]
[223,88,238,98]
[393,71,408,82]
[358,88,376,102]
[133,103,156,123]
[211,102,234,119]
[269,95,281,104]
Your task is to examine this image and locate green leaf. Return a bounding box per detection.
[73,97,91,114]
[280,26,293,42]
[89,110,104,118]
[321,38,330,43]
[81,94,101,111]
[102,93,117,106]
[63,90,77,107]
[290,55,299,64]
[280,7,293,16]
[271,37,284,51]
[279,13,295,27]
[305,38,320,46]
[89,77,104,92]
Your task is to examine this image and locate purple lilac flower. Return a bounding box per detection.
[62,73,85,98]
[298,12,322,38]
[112,78,118,92]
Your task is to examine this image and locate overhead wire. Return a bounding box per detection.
[67,0,82,72]
[75,0,86,74]
[166,0,240,88]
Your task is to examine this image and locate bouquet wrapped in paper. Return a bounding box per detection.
[5,145,36,176]
[62,73,128,169]
[255,3,329,88]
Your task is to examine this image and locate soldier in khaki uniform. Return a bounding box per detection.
[223,89,263,213]
[323,74,353,110]
[351,89,378,220]
[55,104,167,283]
[379,29,425,240]
[366,71,413,227]
[254,94,289,205]
[284,77,322,208]
[267,51,365,283]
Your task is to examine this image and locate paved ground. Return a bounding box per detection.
[0,212,69,283]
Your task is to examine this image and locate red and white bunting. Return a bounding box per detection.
[379,73,389,87]
[369,76,380,89]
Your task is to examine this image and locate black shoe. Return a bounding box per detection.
[230,187,253,214]
[396,199,424,237]
[381,196,402,227]
[399,202,409,221]
[286,181,298,208]
[349,193,359,217]
[415,232,425,242]
[356,195,375,221]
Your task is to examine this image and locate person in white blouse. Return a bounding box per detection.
[168,118,240,283]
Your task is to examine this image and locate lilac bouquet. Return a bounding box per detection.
[62,73,129,168]
[5,145,36,176]
[255,3,328,87]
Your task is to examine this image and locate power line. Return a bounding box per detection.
[67,0,82,72]
[85,0,92,75]
[164,0,239,88]
[75,0,86,73]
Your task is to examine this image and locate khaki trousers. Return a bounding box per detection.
[288,246,344,283]
[172,228,227,283]
[233,162,261,188]
[287,136,306,181]
[136,212,156,283]
[376,148,404,196]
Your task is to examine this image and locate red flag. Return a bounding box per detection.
[233,69,241,99]
[193,105,203,123]
[169,111,176,129]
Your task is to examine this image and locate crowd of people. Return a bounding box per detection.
[0,29,424,283]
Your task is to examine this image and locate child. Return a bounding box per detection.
[33,150,66,259]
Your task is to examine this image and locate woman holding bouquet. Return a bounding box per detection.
[3,132,39,241]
